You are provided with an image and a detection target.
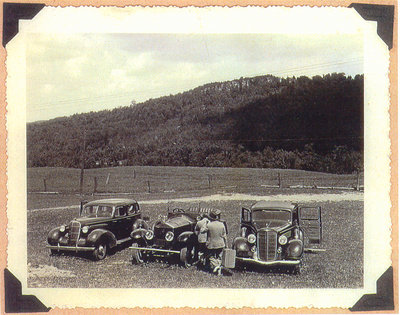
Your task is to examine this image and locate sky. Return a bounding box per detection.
[27,33,363,122]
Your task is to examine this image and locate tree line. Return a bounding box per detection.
[27,73,363,174]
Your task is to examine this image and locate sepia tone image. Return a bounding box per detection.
[25,30,364,289]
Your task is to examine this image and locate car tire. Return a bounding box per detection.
[179,247,192,268]
[93,241,108,261]
[131,243,144,264]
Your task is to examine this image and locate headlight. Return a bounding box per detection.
[279,235,288,245]
[247,234,256,244]
[82,226,89,234]
[145,230,154,240]
[60,225,66,233]
[165,231,174,242]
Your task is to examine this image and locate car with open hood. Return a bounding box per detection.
[232,201,322,273]
[47,198,145,260]
[130,207,220,266]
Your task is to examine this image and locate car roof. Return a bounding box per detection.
[84,198,138,207]
[250,201,296,211]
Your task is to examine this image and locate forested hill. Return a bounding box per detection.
[27,73,363,174]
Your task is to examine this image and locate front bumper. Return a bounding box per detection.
[129,246,180,255]
[47,244,95,252]
[236,257,301,266]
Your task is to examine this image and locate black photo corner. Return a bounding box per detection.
[1,2,395,313]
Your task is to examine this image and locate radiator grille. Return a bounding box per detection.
[68,221,81,245]
[155,239,167,247]
[257,230,277,261]
[154,227,171,239]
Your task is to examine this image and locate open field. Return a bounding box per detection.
[28,166,363,196]
[27,166,363,288]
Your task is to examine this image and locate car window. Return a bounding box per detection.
[252,209,291,228]
[82,205,96,217]
[97,206,113,217]
[128,203,139,214]
[116,206,128,217]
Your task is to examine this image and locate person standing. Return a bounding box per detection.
[205,209,228,275]
[194,213,210,263]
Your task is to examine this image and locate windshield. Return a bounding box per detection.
[252,209,291,229]
[81,205,113,218]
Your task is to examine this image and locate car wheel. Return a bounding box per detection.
[131,243,145,264]
[179,247,192,268]
[93,241,107,261]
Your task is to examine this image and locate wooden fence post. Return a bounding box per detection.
[278,173,281,188]
[79,168,84,195]
[106,173,110,185]
[43,178,47,192]
[356,171,360,191]
[207,175,212,189]
[147,180,151,193]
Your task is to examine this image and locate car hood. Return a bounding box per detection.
[257,224,290,233]
[71,217,112,226]
[155,216,192,229]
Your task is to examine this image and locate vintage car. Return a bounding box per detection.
[130,207,217,266]
[47,198,145,260]
[232,201,322,273]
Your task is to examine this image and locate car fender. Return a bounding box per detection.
[177,231,194,243]
[130,228,147,240]
[87,229,117,248]
[133,219,149,230]
[233,237,250,255]
[286,239,304,259]
[47,227,63,245]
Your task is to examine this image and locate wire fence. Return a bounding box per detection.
[28,166,364,195]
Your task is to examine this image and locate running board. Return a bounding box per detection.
[304,248,326,253]
[116,237,132,245]
[129,246,180,254]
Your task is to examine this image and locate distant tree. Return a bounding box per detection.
[27,73,364,174]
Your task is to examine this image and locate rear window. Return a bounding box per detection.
[128,203,140,214]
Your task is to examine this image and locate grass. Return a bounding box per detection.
[28,200,363,288]
[27,166,363,288]
[28,166,363,195]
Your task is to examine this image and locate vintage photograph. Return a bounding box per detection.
[4,5,393,310]
[27,27,363,288]
[26,31,364,288]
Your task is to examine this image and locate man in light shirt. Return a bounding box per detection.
[194,213,210,262]
[205,209,230,275]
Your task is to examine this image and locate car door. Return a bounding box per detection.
[126,203,141,235]
[298,206,322,245]
[110,207,124,239]
[240,207,255,236]
[114,205,133,239]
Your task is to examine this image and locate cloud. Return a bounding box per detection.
[27,33,363,122]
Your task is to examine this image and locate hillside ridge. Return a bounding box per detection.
[27,73,363,173]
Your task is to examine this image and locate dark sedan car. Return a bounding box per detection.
[130,207,214,266]
[47,198,145,260]
[232,201,322,273]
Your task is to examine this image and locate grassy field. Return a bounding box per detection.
[28,166,363,195]
[27,166,363,288]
